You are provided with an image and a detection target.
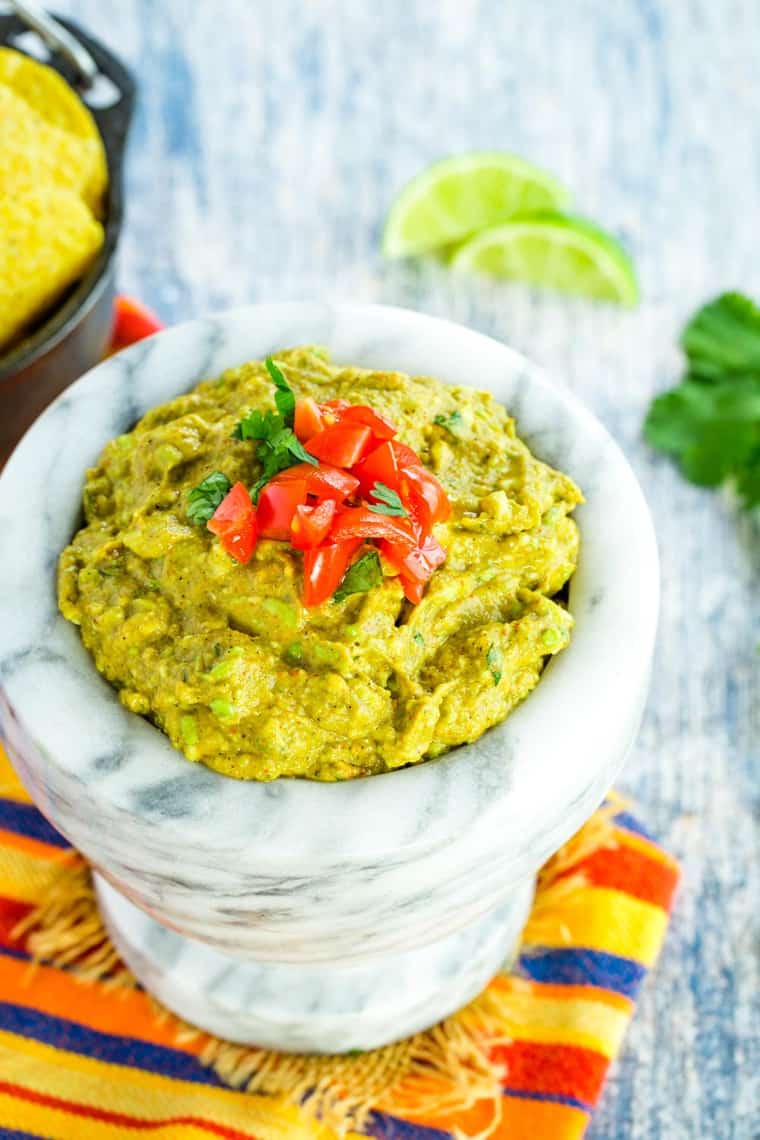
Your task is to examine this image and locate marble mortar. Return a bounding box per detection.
[0,303,658,1052]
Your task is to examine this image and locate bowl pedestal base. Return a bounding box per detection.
[94,873,534,1054]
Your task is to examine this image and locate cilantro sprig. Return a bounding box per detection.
[233,356,317,499]
[266,356,296,424]
[367,481,408,517]
[644,293,760,508]
[187,471,232,525]
[333,550,383,602]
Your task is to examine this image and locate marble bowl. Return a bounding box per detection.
[0,303,658,1052]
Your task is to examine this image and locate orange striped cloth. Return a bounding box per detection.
[0,301,680,1138]
[0,741,679,1140]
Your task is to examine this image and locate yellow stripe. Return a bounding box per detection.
[523,885,669,966]
[0,844,66,903]
[488,989,629,1059]
[0,1032,345,1139]
[0,745,32,803]
[0,1093,230,1140]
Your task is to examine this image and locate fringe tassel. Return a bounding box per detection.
[11,806,621,1138]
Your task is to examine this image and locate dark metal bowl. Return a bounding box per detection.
[0,11,135,464]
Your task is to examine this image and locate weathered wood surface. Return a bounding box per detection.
[47,1,760,1135]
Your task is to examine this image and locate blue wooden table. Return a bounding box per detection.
[49,2,760,1136]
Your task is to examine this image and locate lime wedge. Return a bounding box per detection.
[450,211,639,306]
[382,152,570,259]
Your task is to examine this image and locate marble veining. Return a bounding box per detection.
[0,304,658,1044]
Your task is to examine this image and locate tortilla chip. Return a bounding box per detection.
[0,48,107,215]
[0,184,104,347]
[0,87,104,206]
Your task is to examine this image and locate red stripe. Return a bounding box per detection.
[561,844,679,911]
[0,896,33,949]
[492,1039,609,1107]
[0,1081,259,1139]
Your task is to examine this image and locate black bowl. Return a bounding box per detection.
[0,12,135,464]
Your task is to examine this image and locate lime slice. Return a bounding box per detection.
[450,211,639,306]
[382,152,570,259]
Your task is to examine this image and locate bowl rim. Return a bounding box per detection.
[0,302,659,870]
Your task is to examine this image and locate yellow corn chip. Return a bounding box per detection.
[0,86,102,206]
[0,184,104,347]
[0,48,107,214]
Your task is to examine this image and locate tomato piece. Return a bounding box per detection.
[302,539,362,607]
[111,296,164,350]
[269,462,359,502]
[305,423,374,467]
[399,575,425,605]
[337,404,397,440]
[330,506,417,550]
[257,479,309,540]
[400,465,451,530]
[290,499,337,550]
[293,397,326,442]
[420,534,447,569]
[352,440,401,496]
[391,439,423,468]
[378,533,447,604]
[207,482,257,564]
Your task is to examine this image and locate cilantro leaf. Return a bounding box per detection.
[644,292,760,509]
[367,481,408,517]
[265,356,296,425]
[333,551,383,602]
[681,292,760,381]
[233,357,315,500]
[434,410,464,436]
[233,409,282,441]
[486,644,502,686]
[187,471,232,525]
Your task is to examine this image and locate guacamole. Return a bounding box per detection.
[58,348,582,781]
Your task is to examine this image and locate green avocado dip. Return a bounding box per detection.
[58,347,582,781]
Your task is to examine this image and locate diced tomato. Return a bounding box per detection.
[269,462,359,502]
[352,440,401,496]
[305,423,375,467]
[420,534,447,568]
[336,404,397,440]
[399,575,425,605]
[293,398,326,442]
[399,465,451,531]
[257,480,309,540]
[207,482,257,563]
[378,533,447,604]
[391,440,423,468]
[302,539,362,607]
[111,296,164,350]
[290,499,337,550]
[330,506,417,550]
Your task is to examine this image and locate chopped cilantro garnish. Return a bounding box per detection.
[434,410,464,436]
[187,471,232,525]
[367,481,408,517]
[233,360,316,500]
[644,292,760,508]
[333,550,383,602]
[232,409,282,441]
[265,356,296,425]
[412,632,425,646]
[486,644,503,685]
